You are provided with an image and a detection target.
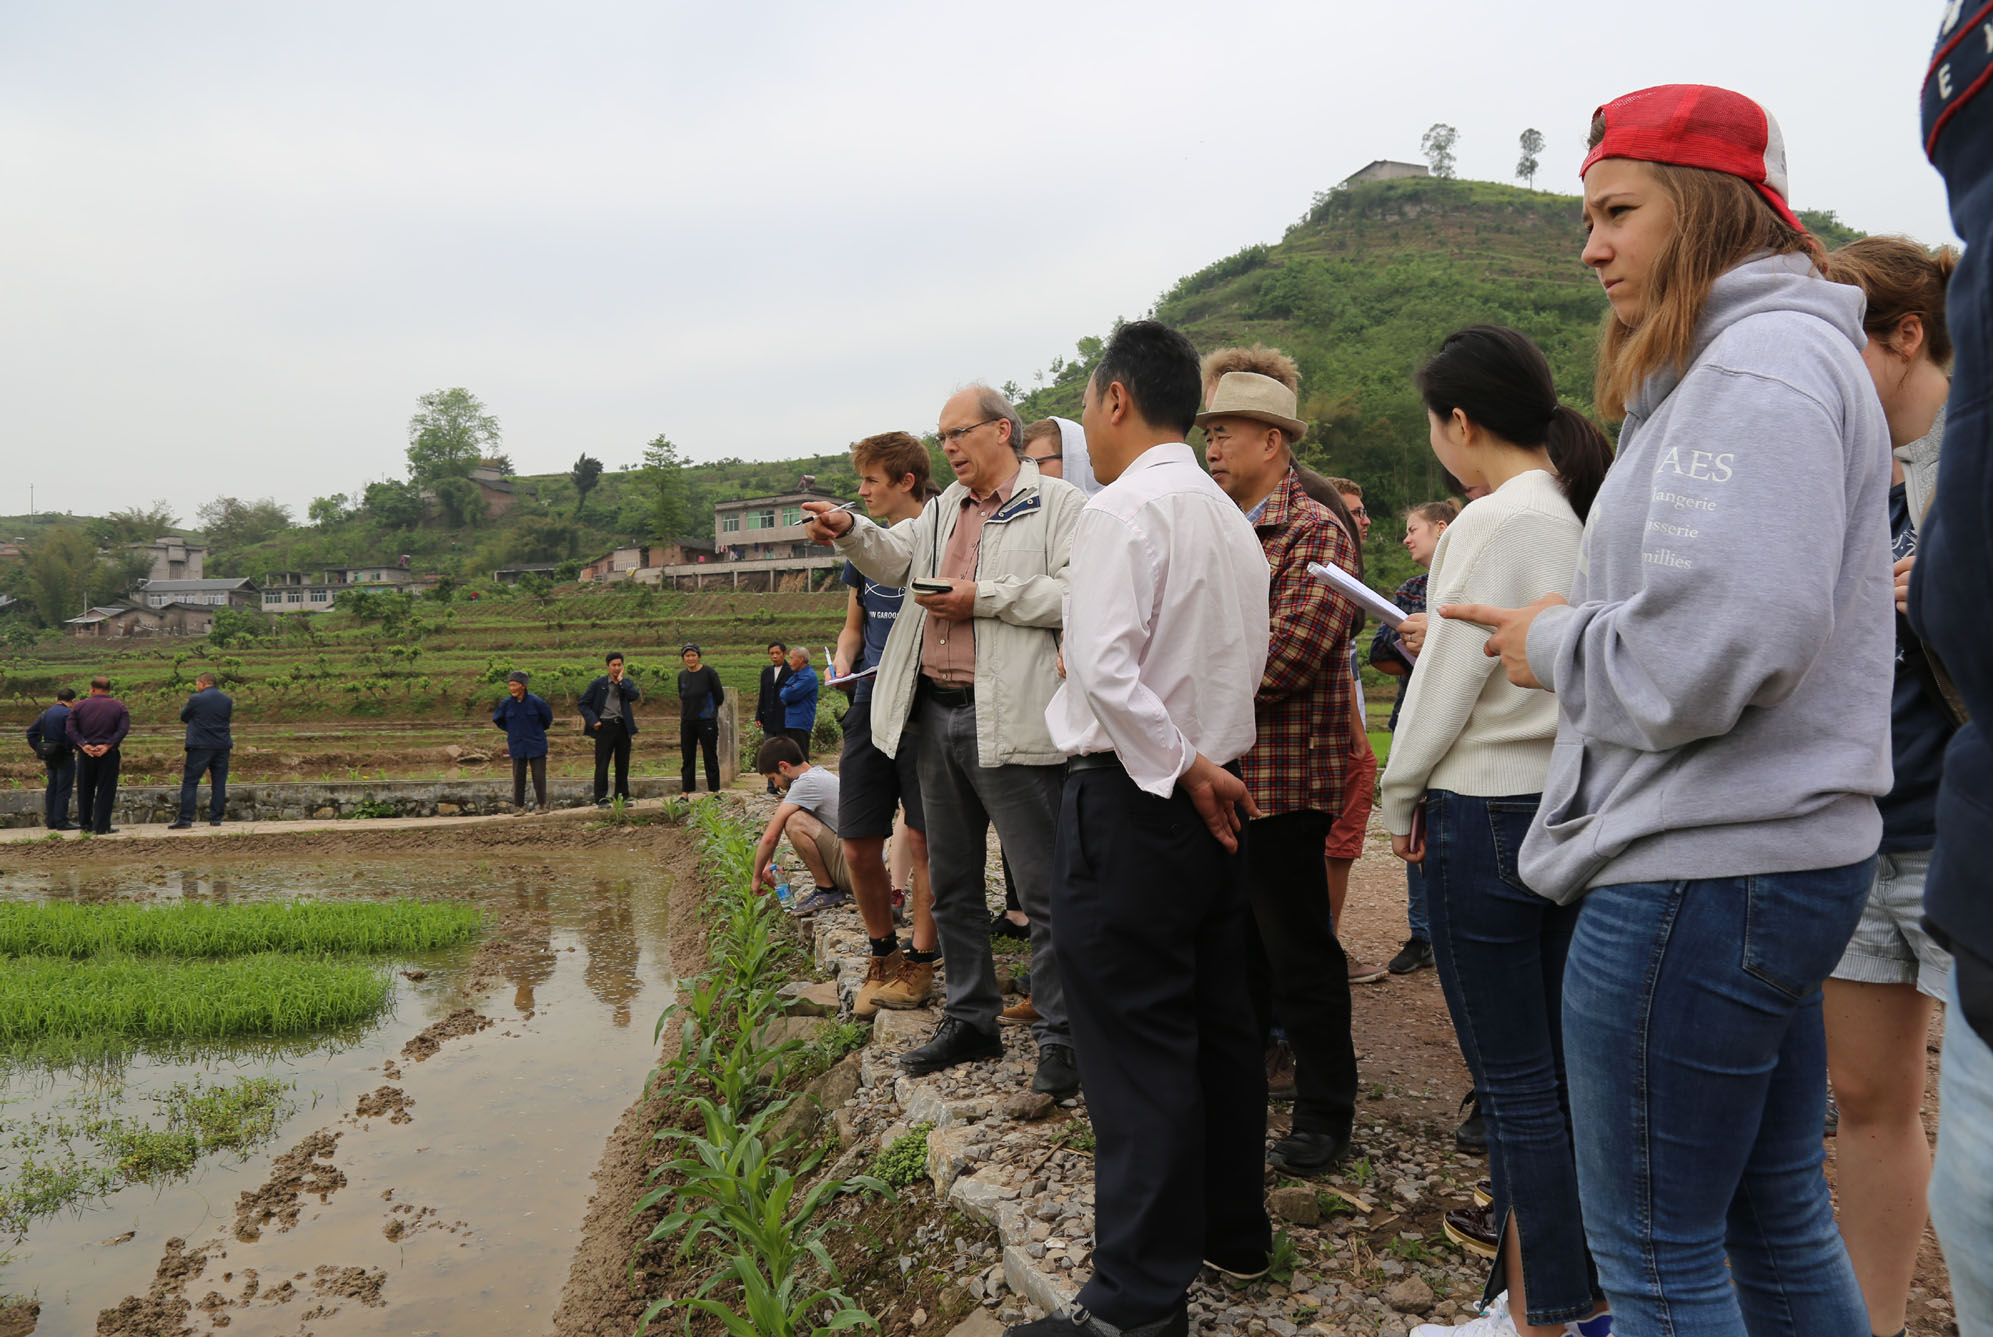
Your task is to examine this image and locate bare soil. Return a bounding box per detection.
[231,1131,347,1243]
[398,1009,492,1062]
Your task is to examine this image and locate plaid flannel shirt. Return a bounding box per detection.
[1241,468,1362,817]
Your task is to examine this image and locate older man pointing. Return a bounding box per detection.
[804,385,1086,1099]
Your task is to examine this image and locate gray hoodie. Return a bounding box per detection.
[1519,253,1894,902]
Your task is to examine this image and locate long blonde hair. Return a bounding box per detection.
[1590,120,1821,419]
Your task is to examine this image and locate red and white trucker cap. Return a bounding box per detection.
[1579,84,1805,234]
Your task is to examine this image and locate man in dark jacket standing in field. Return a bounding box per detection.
[65,676,130,836]
[25,687,78,830]
[676,644,726,795]
[579,651,641,807]
[493,670,554,813]
[755,642,791,794]
[169,673,233,829]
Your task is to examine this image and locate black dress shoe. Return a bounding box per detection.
[95,827,118,835]
[1455,1089,1487,1153]
[167,821,194,831]
[1032,1043,1080,1099]
[1267,1129,1350,1177]
[1006,1301,1188,1337]
[209,820,223,827]
[899,1017,1002,1075]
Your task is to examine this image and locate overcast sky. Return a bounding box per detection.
[1,1,1956,527]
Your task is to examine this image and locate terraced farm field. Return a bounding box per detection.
[0,587,849,788]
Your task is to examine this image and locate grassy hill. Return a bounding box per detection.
[1016,176,1863,553]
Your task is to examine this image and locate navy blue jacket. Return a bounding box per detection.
[778,664,819,729]
[26,703,72,759]
[578,672,642,734]
[180,688,233,751]
[755,663,791,731]
[492,692,554,759]
[1916,29,1993,1040]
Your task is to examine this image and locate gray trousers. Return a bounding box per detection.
[913,695,1068,1047]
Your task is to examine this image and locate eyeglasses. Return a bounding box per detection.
[939,417,999,445]
[1347,505,1368,519]
[1027,453,1062,464]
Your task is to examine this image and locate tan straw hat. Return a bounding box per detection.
[1194,371,1308,442]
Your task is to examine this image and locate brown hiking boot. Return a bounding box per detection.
[854,951,904,1019]
[1000,996,1041,1026]
[871,957,934,1011]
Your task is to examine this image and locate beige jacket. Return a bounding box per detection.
[834,459,1083,767]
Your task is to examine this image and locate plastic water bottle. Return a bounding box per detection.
[770,864,791,904]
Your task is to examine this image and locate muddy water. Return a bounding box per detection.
[0,853,678,1336]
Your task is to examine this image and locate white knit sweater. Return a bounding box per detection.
[1377,469,1583,835]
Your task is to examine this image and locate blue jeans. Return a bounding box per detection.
[1562,865,1873,1337]
[1425,790,1595,1323]
[1931,961,1993,1337]
[1406,859,1430,942]
[43,753,75,828]
[177,747,229,824]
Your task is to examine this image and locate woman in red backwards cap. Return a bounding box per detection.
[1443,87,1893,1337]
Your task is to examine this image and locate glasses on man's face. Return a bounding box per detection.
[1348,506,1368,519]
[939,417,999,445]
[1027,453,1062,465]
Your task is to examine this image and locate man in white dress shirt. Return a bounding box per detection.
[1012,321,1272,1337]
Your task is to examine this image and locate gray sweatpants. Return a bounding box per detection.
[912,695,1068,1048]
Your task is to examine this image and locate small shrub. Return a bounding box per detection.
[873,1122,933,1190]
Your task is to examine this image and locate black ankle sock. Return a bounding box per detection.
[905,947,940,964]
[869,934,897,957]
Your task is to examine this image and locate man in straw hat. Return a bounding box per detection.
[1200,360,1365,1178]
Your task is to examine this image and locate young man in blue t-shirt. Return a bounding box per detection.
[832,431,943,1015]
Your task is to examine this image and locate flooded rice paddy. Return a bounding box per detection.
[0,852,679,1336]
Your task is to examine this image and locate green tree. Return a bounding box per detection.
[1421,123,1458,179]
[196,497,293,552]
[307,493,350,527]
[206,607,267,648]
[570,453,603,514]
[361,479,424,529]
[405,387,500,485]
[638,434,689,541]
[17,527,99,624]
[1516,128,1544,189]
[95,503,180,547]
[432,475,487,528]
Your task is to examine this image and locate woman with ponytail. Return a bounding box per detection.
[1446,87,1892,1337]
[1379,324,1614,1337]
[1821,235,1960,1337]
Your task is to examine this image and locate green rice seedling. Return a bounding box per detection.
[0,956,393,1058]
[88,1076,293,1182]
[0,900,482,961]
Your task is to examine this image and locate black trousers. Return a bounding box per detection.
[681,718,720,792]
[176,747,230,824]
[43,753,75,828]
[781,726,812,761]
[512,755,548,807]
[77,747,121,833]
[1054,763,1269,1328]
[592,721,631,800]
[1243,809,1359,1139]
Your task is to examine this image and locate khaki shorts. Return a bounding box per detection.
[810,821,854,891]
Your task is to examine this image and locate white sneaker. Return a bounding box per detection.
[1411,1294,1520,1337]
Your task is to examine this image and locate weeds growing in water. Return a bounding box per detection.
[2,1075,293,1237]
[634,799,890,1336]
[0,900,481,960]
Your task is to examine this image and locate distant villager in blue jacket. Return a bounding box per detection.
[170,674,233,829]
[24,689,77,830]
[777,646,820,759]
[493,670,554,811]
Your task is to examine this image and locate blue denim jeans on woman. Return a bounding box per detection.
[1561,864,1873,1337]
[1423,789,1597,1325]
